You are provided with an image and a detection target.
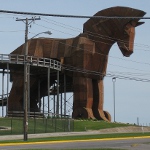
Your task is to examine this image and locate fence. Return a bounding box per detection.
[0,113,74,136]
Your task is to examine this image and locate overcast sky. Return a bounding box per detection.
[0,1,150,125]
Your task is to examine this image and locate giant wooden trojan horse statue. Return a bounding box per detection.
[9,6,145,121]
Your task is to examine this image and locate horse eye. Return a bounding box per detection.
[124,31,128,35]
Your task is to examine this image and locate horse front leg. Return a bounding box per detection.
[72,77,95,119]
[92,79,111,122]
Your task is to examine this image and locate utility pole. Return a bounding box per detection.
[112,77,116,122]
[16,17,40,141]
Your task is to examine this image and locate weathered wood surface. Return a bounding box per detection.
[9,6,145,121]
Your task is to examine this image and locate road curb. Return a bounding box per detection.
[0,136,150,147]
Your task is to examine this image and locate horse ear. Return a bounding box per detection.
[135,22,145,27]
[127,20,145,27]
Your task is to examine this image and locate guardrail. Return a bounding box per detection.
[0,93,9,99]
[0,54,61,71]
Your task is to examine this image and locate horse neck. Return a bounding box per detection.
[85,31,116,55]
[94,40,115,56]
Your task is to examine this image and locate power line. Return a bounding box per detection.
[40,17,150,50]
[62,64,150,82]
[47,39,150,68]
[22,21,150,75]
[42,17,81,32]
[41,17,150,51]
[27,29,150,72]
[1,11,150,81]
[1,11,150,50]
[0,9,150,19]
[0,30,24,32]
[36,19,150,51]
[35,23,75,36]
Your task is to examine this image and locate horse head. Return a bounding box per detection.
[83,6,146,57]
[117,20,145,57]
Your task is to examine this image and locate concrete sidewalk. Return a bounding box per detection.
[0,126,150,141]
[0,131,101,141]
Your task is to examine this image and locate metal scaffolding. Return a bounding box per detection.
[0,54,69,118]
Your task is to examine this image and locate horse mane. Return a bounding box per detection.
[83,6,146,39]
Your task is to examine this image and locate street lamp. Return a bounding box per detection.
[112,77,116,122]
[30,31,52,39]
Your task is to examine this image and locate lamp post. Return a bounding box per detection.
[24,30,52,140]
[112,77,116,122]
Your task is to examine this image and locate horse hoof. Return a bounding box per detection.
[72,107,88,119]
[104,111,111,122]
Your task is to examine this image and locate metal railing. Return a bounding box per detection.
[0,94,9,106]
[0,54,61,71]
[0,93,9,98]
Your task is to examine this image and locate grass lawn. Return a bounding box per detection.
[0,117,133,135]
[74,119,131,131]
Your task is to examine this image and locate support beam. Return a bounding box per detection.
[38,79,41,111]
[56,70,59,116]
[53,85,56,115]
[64,74,66,116]
[42,97,44,115]
[61,90,62,118]
[2,69,4,117]
[47,67,50,116]
[28,65,30,113]
[6,63,9,116]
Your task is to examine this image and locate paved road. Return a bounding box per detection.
[0,137,150,150]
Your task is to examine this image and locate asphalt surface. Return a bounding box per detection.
[0,136,150,150]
